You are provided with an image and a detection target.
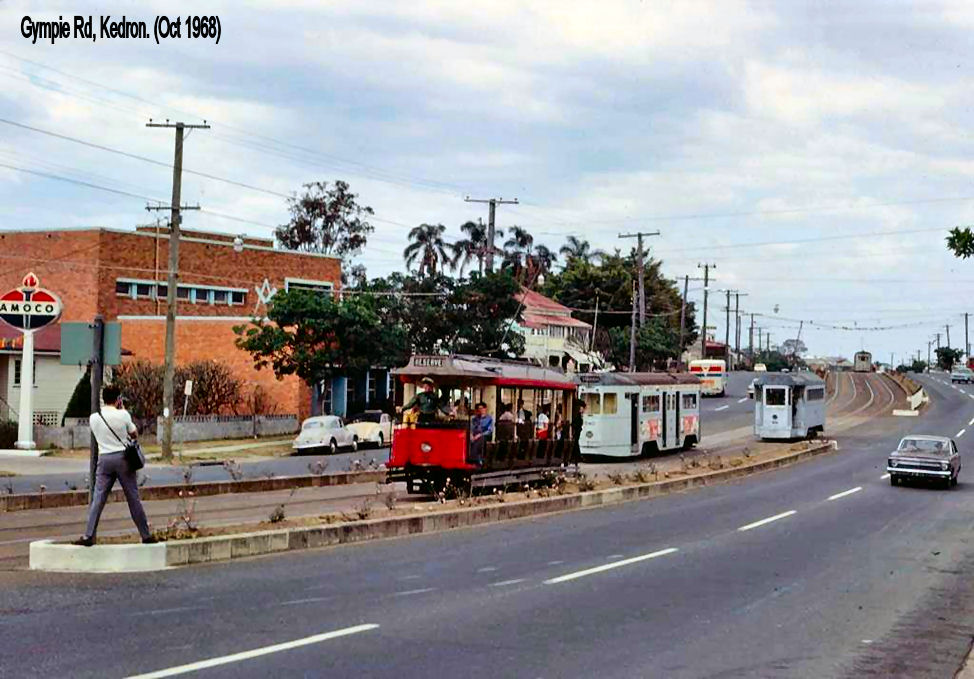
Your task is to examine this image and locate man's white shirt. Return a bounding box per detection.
[89,406,137,454]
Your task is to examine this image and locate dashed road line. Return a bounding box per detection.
[738,510,797,532]
[489,579,526,587]
[476,566,498,573]
[737,398,749,404]
[547,560,565,566]
[714,405,729,412]
[124,624,380,679]
[968,417,974,426]
[958,429,967,438]
[544,548,678,584]
[827,486,862,501]
[880,473,890,480]
[277,597,332,607]
[394,588,435,597]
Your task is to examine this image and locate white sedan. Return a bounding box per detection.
[293,415,358,454]
[346,410,393,448]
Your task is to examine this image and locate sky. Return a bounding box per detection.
[2,1,974,364]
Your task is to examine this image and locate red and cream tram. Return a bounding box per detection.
[388,354,578,493]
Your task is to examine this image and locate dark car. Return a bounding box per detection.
[888,435,960,488]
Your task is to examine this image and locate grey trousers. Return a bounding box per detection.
[83,452,151,540]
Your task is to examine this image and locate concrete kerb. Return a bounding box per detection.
[1,470,387,513]
[29,440,838,573]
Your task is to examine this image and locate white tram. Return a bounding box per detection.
[853,351,872,373]
[577,372,702,458]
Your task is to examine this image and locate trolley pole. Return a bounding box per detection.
[698,263,716,360]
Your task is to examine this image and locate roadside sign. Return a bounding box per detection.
[0,273,62,331]
[184,380,193,396]
[60,322,122,366]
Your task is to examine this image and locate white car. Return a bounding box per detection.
[346,410,393,448]
[293,415,357,454]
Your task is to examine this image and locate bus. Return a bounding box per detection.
[577,372,701,458]
[688,359,727,396]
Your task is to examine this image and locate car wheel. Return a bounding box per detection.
[351,437,358,452]
[889,475,898,486]
[329,439,338,455]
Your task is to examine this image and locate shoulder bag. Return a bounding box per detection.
[98,411,145,471]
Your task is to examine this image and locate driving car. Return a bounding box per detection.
[887,435,960,488]
[950,367,974,383]
[346,410,393,448]
[293,415,358,454]
[754,363,767,372]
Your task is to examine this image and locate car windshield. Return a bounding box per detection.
[302,421,323,430]
[897,438,949,455]
[351,412,381,423]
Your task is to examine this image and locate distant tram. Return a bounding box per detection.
[754,373,826,440]
[576,372,702,458]
[854,351,873,372]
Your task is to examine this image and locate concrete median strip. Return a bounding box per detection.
[29,440,838,573]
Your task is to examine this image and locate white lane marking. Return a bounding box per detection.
[399,575,422,580]
[969,417,974,426]
[476,566,498,573]
[714,405,729,412]
[607,554,625,559]
[277,597,332,607]
[827,486,863,501]
[547,560,565,566]
[130,606,205,617]
[737,398,749,404]
[958,429,967,438]
[394,588,435,597]
[489,578,526,587]
[125,624,380,679]
[738,510,797,532]
[969,394,974,400]
[880,473,890,480]
[962,390,968,395]
[544,548,678,584]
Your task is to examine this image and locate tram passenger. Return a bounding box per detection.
[402,377,451,424]
[515,399,533,425]
[535,405,550,440]
[402,404,420,428]
[498,403,515,422]
[469,402,493,466]
[571,401,586,464]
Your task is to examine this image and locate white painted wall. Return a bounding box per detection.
[5,355,86,424]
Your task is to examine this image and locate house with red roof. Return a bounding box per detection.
[514,288,606,372]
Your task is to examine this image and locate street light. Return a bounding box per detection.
[233,235,244,253]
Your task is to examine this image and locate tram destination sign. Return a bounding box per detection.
[413,356,445,368]
[0,273,63,331]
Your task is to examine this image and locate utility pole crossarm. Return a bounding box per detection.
[464,196,518,274]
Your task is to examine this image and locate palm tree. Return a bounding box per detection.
[452,220,493,277]
[502,226,534,275]
[404,223,451,276]
[530,244,557,278]
[559,235,593,260]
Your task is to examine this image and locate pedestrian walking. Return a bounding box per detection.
[73,385,156,546]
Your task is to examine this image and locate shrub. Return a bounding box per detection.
[0,420,17,448]
[62,369,91,424]
[111,359,243,419]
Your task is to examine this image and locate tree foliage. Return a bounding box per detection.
[276,180,374,258]
[111,360,242,420]
[62,368,91,424]
[606,318,682,371]
[947,227,974,259]
[779,339,808,358]
[404,223,452,276]
[935,346,964,371]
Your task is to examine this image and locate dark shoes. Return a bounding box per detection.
[142,536,159,544]
[72,536,94,547]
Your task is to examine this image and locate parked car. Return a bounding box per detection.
[754,363,767,372]
[950,367,974,383]
[293,415,358,454]
[346,410,393,448]
[887,435,960,488]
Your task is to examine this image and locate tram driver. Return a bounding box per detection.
[401,376,452,424]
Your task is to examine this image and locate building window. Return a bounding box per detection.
[346,379,356,412]
[135,283,153,298]
[230,291,246,306]
[176,286,191,301]
[156,284,168,299]
[115,281,131,296]
[286,278,334,296]
[321,381,333,415]
[13,359,37,387]
[116,279,248,306]
[549,325,565,338]
[367,371,378,404]
[213,289,228,304]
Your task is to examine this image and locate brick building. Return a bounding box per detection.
[0,226,341,421]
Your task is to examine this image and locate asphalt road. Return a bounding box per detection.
[3,372,973,678]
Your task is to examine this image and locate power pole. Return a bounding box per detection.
[724,290,731,367]
[629,280,637,372]
[937,332,941,349]
[464,196,518,273]
[757,327,763,356]
[946,324,951,348]
[749,314,755,365]
[698,263,716,359]
[734,292,748,371]
[146,119,209,461]
[618,231,660,326]
[966,312,970,359]
[928,340,932,367]
[678,275,688,370]
[766,332,771,353]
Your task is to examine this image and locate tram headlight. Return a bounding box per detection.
[585,431,594,439]
[420,442,432,453]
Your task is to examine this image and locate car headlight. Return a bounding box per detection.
[420,442,432,453]
[889,459,897,467]
[585,431,594,439]
[942,461,950,471]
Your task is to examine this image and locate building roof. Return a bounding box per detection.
[0,323,60,353]
[516,288,591,330]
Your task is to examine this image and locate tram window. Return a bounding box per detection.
[765,388,786,406]
[642,394,660,412]
[806,387,825,401]
[582,392,602,414]
[681,393,697,409]
[603,393,618,415]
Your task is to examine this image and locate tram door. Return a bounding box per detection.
[629,393,639,453]
[662,390,679,449]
